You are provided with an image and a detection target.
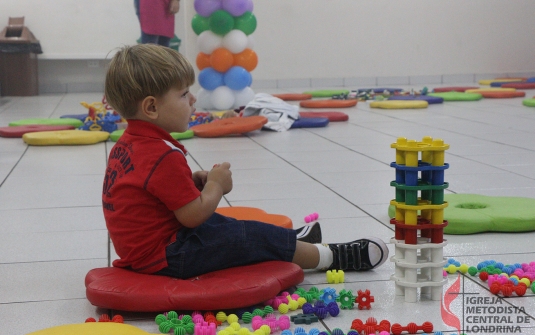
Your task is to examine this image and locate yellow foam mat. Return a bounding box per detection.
[369,100,428,109]
[23,130,109,146]
[478,79,524,85]
[465,88,516,93]
[27,322,158,335]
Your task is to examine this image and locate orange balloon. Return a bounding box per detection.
[196,52,211,70]
[210,48,234,72]
[233,48,258,72]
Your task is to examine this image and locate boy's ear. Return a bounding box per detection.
[140,96,158,120]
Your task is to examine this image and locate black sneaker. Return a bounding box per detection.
[327,237,388,271]
[295,222,322,244]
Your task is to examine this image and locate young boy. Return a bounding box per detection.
[103,44,388,279]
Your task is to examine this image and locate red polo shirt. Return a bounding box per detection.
[103,120,201,273]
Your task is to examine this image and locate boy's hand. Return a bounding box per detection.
[208,162,233,194]
[169,0,180,14]
[192,170,208,191]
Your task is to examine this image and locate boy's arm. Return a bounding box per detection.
[173,162,232,228]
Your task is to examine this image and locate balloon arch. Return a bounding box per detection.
[192,0,257,110]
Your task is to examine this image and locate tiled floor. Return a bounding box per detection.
[1,85,535,335]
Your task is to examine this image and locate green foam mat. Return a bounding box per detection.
[388,193,535,234]
[522,98,535,107]
[9,118,84,128]
[427,92,482,101]
[302,89,349,98]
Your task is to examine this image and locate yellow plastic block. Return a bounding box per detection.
[23,130,109,146]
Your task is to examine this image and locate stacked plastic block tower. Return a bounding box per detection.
[389,136,449,303]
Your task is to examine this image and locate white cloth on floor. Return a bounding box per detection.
[242,93,300,131]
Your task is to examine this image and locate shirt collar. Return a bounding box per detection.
[124,119,188,155]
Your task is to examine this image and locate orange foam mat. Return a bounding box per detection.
[216,206,293,229]
[190,116,267,138]
[272,93,313,101]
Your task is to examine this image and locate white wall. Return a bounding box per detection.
[245,0,535,79]
[2,0,535,88]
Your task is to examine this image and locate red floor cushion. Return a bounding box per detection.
[85,261,304,312]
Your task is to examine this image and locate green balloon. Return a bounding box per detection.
[191,14,210,35]
[208,10,234,36]
[234,12,257,35]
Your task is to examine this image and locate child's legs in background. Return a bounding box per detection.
[141,32,171,47]
[156,213,297,279]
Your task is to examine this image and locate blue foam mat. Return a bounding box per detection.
[291,117,329,128]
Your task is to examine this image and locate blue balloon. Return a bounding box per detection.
[198,67,224,90]
[223,66,251,90]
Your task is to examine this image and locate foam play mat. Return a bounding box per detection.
[22,130,110,146]
[9,118,84,128]
[272,93,313,101]
[432,87,479,93]
[299,111,348,121]
[369,100,428,109]
[299,99,357,108]
[358,88,403,93]
[427,92,483,101]
[85,261,304,312]
[388,193,535,234]
[190,116,267,138]
[291,117,329,128]
[465,88,517,93]
[215,206,293,228]
[0,125,75,138]
[523,99,535,107]
[478,91,526,98]
[478,78,524,85]
[27,322,158,335]
[110,129,194,142]
[302,89,349,98]
[388,95,444,104]
[501,82,535,89]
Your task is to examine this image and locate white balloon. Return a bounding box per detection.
[233,87,255,108]
[210,86,235,110]
[222,30,248,54]
[196,88,214,110]
[197,31,223,54]
[246,34,255,50]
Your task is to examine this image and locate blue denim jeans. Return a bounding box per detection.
[155,213,297,279]
[141,33,171,47]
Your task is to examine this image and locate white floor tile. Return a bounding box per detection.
[1,86,535,335]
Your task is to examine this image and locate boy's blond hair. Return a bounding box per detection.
[105,44,195,119]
